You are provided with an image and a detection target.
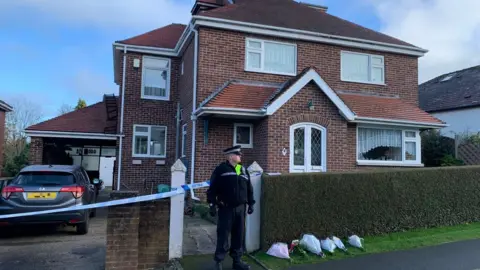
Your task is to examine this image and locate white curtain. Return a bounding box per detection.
[342,53,369,81]
[264,42,295,74]
[358,128,402,158]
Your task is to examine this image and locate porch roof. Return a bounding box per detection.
[196,67,447,128]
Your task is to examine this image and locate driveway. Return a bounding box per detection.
[0,191,109,270]
[289,239,480,270]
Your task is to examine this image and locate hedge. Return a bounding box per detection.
[261,166,480,249]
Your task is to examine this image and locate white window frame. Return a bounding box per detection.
[356,125,422,167]
[141,56,171,101]
[341,51,385,85]
[289,123,327,173]
[245,38,297,76]
[181,124,187,157]
[132,124,167,158]
[181,60,184,76]
[234,123,253,148]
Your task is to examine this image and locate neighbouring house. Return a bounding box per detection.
[0,100,13,176]
[27,0,446,195]
[419,65,480,138]
[25,95,118,187]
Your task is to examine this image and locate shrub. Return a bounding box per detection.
[261,166,480,249]
[421,130,455,167]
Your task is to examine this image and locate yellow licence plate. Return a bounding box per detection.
[27,192,57,200]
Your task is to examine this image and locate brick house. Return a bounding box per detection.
[28,0,446,194]
[0,100,13,176]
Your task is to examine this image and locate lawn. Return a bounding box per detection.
[255,222,480,269]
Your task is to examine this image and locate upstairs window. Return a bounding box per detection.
[341,51,384,84]
[245,38,297,76]
[142,56,171,100]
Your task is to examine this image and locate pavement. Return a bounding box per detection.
[183,215,217,255]
[288,239,480,270]
[0,191,109,270]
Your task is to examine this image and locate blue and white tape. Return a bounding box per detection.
[0,181,211,220]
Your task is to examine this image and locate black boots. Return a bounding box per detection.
[232,259,250,270]
[214,261,223,270]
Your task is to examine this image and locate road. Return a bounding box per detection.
[0,192,109,270]
[289,239,480,270]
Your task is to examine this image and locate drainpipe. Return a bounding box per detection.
[175,102,180,160]
[190,23,200,200]
[116,45,127,191]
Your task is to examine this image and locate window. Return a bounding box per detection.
[245,38,297,75]
[341,51,384,84]
[141,56,171,100]
[234,123,253,148]
[181,61,184,76]
[181,124,187,157]
[357,127,421,165]
[133,125,167,157]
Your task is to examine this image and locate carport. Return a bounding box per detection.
[25,95,120,188]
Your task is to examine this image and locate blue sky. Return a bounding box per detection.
[0,0,478,121]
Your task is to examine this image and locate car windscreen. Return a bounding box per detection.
[14,172,75,186]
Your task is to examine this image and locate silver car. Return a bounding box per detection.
[0,165,98,234]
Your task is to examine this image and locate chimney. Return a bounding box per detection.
[191,0,228,15]
[299,2,328,12]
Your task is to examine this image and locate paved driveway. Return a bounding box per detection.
[0,192,109,270]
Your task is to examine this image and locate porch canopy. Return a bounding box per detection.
[25,95,120,186]
[194,67,447,129]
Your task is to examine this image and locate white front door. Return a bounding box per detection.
[99,157,116,187]
[290,123,327,173]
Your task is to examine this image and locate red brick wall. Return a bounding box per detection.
[29,137,43,165]
[117,52,179,192]
[196,27,419,107]
[0,111,5,175]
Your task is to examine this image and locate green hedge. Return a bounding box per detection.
[261,166,480,249]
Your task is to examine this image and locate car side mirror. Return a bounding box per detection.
[93,179,100,185]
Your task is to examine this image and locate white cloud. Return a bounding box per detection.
[0,0,192,31]
[368,0,480,83]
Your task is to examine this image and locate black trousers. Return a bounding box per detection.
[214,204,245,262]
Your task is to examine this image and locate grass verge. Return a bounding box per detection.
[255,222,480,269]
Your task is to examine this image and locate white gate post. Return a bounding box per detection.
[245,161,264,253]
[169,159,187,259]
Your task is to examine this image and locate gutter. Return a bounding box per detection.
[24,130,123,140]
[352,117,449,129]
[190,23,200,201]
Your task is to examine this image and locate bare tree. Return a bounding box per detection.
[58,104,74,116]
[5,98,43,156]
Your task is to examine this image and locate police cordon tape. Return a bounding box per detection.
[0,171,262,220]
[0,181,211,220]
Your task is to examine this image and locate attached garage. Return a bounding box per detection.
[25,95,120,188]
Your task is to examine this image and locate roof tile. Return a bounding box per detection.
[201,0,416,47]
[338,92,444,124]
[26,100,117,134]
[204,81,281,110]
[117,24,186,49]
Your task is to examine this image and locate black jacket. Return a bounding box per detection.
[207,161,255,207]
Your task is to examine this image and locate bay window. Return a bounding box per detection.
[245,38,297,75]
[133,125,167,158]
[357,127,421,165]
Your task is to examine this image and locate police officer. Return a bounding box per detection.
[207,145,255,270]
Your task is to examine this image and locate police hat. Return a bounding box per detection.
[224,145,242,155]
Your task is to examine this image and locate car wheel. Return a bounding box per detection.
[76,215,89,235]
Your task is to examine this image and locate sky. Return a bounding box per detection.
[0,0,479,121]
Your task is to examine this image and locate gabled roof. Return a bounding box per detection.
[197,67,446,128]
[26,98,118,135]
[199,0,417,48]
[419,65,480,113]
[338,91,445,125]
[116,24,187,48]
